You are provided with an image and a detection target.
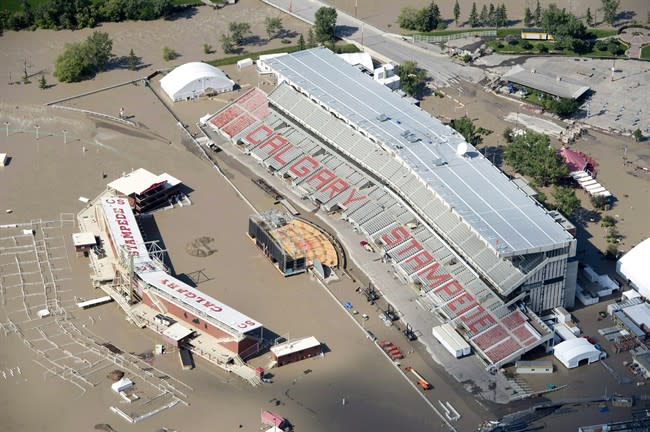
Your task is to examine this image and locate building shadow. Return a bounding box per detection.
[137,214,175,275]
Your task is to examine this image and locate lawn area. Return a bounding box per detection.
[412,27,520,37]
[642,44,650,60]
[487,38,628,58]
[586,28,619,39]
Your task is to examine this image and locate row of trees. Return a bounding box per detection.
[1,0,175,31]
[468,3,508,28]
[54,31,113,82]
[398,2,443,32]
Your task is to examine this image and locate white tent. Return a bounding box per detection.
[617,238,650,298]
[160,62,234,102]
[554,338,602,369]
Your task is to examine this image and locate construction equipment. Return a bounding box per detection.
[383,304,399,321]
[403,323,417,341]
[405,366,432,390]
[363,284,379,302]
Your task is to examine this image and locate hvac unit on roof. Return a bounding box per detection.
[376,113,390,122]
[456,142,469,157]
[400,130,411,138]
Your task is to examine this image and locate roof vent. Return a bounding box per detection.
[400,130,411,138]
[376,113,389,122]
[433,158,447,166]
[456,142,469,157]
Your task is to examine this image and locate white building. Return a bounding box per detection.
[617,238,650,298]
[432,323,471,358]
[160,62,234,102]
[554,338,603,369]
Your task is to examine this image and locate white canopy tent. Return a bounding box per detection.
[160,62,234,102]
[554,338,602,369]
[617,238,650,298]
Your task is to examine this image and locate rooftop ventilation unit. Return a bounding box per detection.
[400,130,411,138]
[456,142,469,157]
[433,158,447,166]
[376,113,390,122]
[406,133,419,143]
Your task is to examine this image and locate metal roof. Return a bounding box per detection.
[503,65,590,100]
[264,48,573,256]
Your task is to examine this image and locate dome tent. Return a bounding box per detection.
[160,62,234,102]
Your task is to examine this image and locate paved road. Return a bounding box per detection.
[262,0,485,88]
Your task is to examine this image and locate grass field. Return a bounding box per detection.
[642,44,650,60]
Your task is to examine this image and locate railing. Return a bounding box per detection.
[413,30,497,44]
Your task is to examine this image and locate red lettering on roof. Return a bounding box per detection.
[446,291,477,315]
[245,124,273,145]
[258,134,288,156]
[460,306,497,334]
[403,250,434,273]
[289,155,319,178]
[381,226,409,248]
[341,188,367,207]
[435,280,464,298]
[396,238,423,257]
[271,143,295,166]
[320,178,349,200]
[417,262,452,288]
[306,168,336,190]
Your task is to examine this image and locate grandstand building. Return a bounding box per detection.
[205,47,579,369]
[88,196,263,362]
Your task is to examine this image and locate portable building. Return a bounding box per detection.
[432,323,471,358]
[515,360,553,374]
[111,377,134,393]
[237,58,254,70]
[270,336,321,366]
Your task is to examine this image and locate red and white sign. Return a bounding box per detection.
[137,270,262,332]
[101,197,149,262]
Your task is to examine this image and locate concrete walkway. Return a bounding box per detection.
[619,27,650,60]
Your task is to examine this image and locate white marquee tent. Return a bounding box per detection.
[160,62,234,102]
[554,338,602,369]
[617,238,650,298]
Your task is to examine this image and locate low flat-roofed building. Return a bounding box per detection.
[515,360,553,374]
[162,323,194,347]
[0,153,7,166]
[432,323,471,358]
[72,232,97,253]
[504,65,590,100]
[270,336,321,367]
[107,168,182,213]
[521,28,555,40]
[633,352,650,379]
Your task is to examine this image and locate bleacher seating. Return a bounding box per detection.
[501,310,527,330]
[472,324,508,351]
[512,324,533,343]
[239,89,267,112]
[485,337,521,363]
[211,105,243,128]
[223,113,256,138]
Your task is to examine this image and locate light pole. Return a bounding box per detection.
[34,124,40,140]
[4,121,8,137]
[63,129,68,145]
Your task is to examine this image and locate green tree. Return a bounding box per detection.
[633,128,643,142]
[264,16,283,40]
[84,31,113,72]
[586,8,593,26]
[228,22,251,45]
[454,0,461,26]
[307,27,316,47]
[601,215,617,227]
[547,97,579,116]
[503,126,514,143]
[503,131,569,186]
[591,194,609,210]
[600,0,620,25]
[469,2,479,27]
[54,42,91,82]
[162,46,178,61]
[524,7,533,26]
[424,1,441,31]
[450,117,482,146]
[396,60,426,97]
[39,74,47,89]
[495,4,507,27]
[298,33,305,50]
[534,0,542,26]
[552,186,580,216]
[480,4,488,26]
[398,7,419,30]
[314,6,337,42]
[220,33,235,54]
[487,3,496,26]
[128,48,138,70]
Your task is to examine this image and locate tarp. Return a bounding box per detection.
[261,411,285,427]
[558,147,588,173]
